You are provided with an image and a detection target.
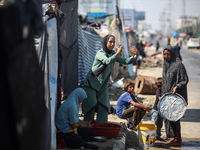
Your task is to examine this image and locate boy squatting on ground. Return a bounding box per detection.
[151,77,165,141]
[116,79,151,131]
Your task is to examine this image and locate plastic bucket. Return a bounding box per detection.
[137,124,157,147]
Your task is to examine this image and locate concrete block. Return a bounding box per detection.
[113,132,126,150]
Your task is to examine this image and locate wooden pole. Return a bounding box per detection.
[86,0,88,14]
[122,11,125,27]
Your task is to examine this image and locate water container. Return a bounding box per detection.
[137,124,157,147]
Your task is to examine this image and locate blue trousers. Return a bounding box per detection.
[151,109,163,137]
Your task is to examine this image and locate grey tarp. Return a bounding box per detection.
[35,18,51,150]
[35,4,61,150]
[56,0,78,94]
[46,16,58,150]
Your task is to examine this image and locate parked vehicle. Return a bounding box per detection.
[187,38,200,49]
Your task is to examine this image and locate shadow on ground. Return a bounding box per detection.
[181,109,200,122]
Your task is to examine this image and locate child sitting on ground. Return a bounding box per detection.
[151,77,165,141]
[56,88,99,149]
[116,79,151,131]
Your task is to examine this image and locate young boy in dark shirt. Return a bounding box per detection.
[116,79,151,131]
[151,77,165,141]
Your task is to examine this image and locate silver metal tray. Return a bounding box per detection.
[158,92,187,122]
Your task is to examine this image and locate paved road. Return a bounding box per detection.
[179,46,200,140]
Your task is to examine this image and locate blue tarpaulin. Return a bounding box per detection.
[78,24,102,84]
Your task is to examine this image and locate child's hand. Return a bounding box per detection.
[144,106,151,112]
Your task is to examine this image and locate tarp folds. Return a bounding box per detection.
[46,17,58,150]
[37,24,52,150]
[36,3,59,150]
[57,0,78,94]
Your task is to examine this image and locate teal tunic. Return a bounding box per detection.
[82,49,136,122]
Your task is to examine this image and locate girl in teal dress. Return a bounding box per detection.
[82,34,139,123]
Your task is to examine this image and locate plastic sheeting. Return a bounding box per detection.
[78,23,102,84]
[46,17,58,150]
[57,0,79,94]
[35,4,59,150]
[158,93,187,122]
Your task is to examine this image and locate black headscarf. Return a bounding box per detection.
[102,34,115,57]
[91,34,115,77]
[163,45,177,72]
[163,45,176,61]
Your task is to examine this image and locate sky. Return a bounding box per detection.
[119,0,200,30]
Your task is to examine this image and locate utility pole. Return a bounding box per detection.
[182,0,185,33]
[168,0,172,36]
[86,0,88,15]
[116,0,119,7]
[159,11,166,35]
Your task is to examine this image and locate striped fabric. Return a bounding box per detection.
[78,24,102,84]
